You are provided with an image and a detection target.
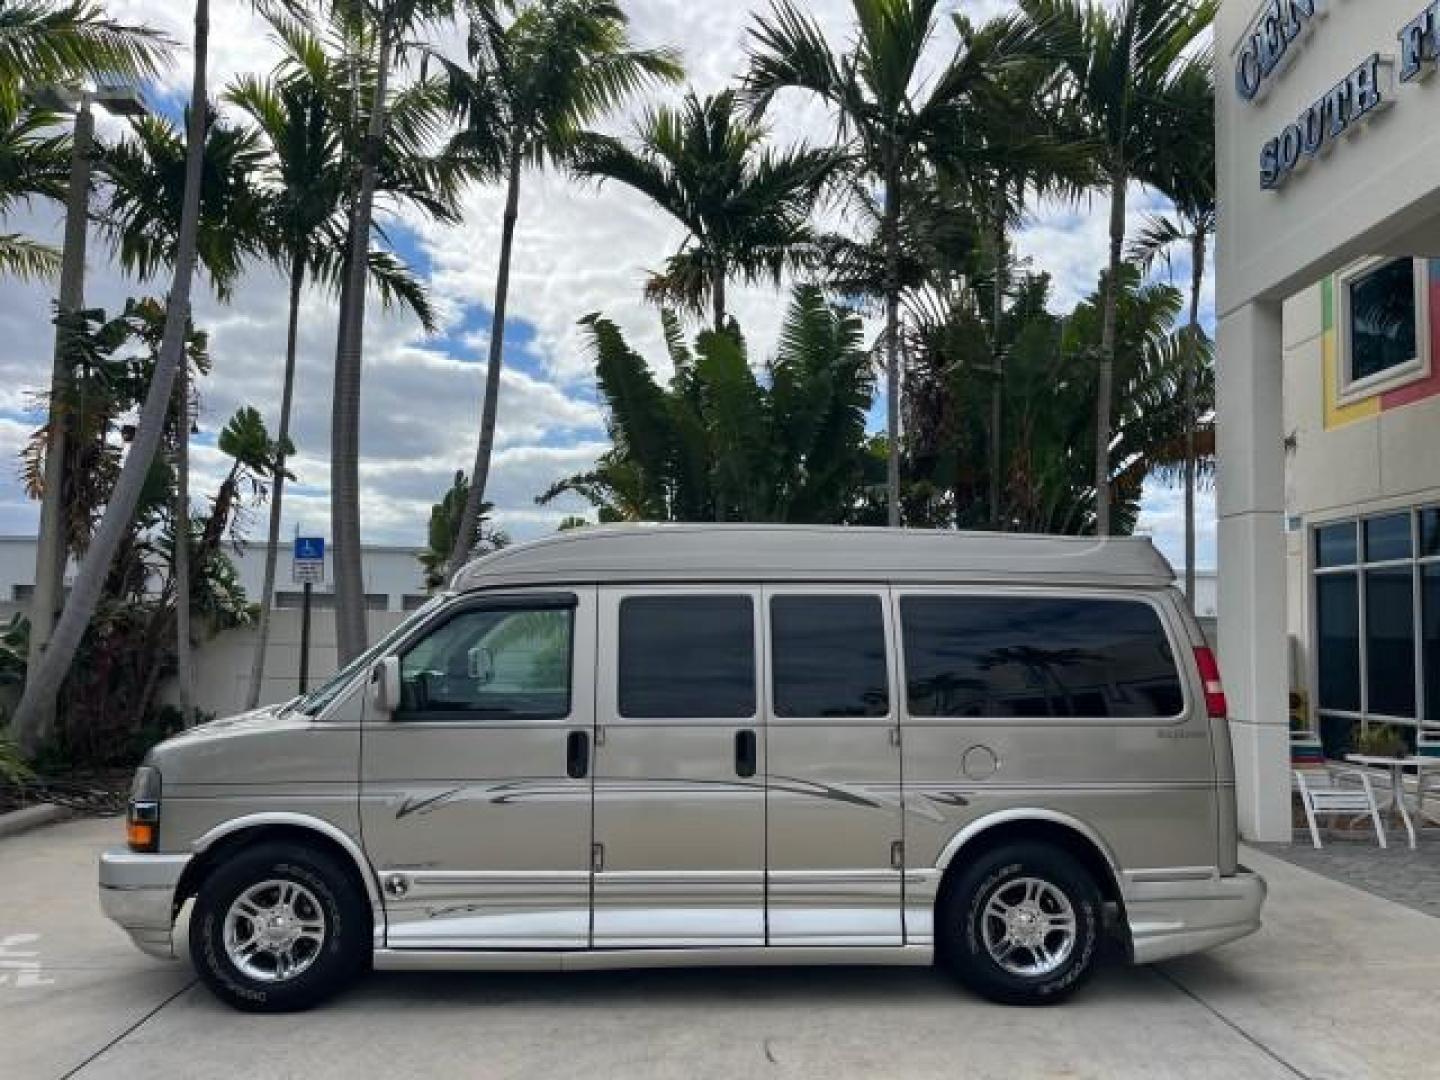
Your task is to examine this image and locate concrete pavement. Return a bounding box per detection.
[3,817,1438,1079]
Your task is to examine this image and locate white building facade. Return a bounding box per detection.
[1218,0,1440,838]
[0,536,432,613]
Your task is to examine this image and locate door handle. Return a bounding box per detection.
[735,729,757,778]
[566,730,590,779]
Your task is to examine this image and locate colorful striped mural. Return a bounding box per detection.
[1322,259,1440,429]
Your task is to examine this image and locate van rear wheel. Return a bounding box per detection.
[939,843,1101,1006]
[190,842,369,1012]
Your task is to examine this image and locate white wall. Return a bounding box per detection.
[164,608,412,718]
[0,537,430,612]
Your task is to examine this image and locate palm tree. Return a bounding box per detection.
[541,286,874,524]
[1017,0,1215,536]
[226,13,452,708]
[0,94,70,279]
[98,104,267,723]
[572,88,839,333]
[420,471,508,591]
[0,3,167,280]
[1131,56,1215,604]
[933,19,1097,529]
[0,2,166,96]
[745,0,1022,527]
[11,0,212,759]
[324,0,460,665]
[437,0,683,578]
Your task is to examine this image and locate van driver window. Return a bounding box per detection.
[396,605,573,721]
[901,596,1184,720]
[618,596,755,718]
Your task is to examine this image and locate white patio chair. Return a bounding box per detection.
[1293,764,1387,849]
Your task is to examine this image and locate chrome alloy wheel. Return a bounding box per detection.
[223,879,327,983]
[979,876,1077,978]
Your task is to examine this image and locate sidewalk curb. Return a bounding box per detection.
[0,802,71,839]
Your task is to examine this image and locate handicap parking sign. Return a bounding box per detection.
[295,537,325,562]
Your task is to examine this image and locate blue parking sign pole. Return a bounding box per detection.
[292,538,326,695]
[300,581,312,695]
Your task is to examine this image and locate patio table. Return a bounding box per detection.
[1346,754,1417,849]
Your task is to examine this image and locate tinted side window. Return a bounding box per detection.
[901,596,1183,719]
[619,596,755,718]
[771,596,889,718]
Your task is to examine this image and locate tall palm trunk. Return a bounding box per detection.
[711,262,726,334]
[882,143,901,529]
[331,11,394,665]
[448,152,522,578]
[990,182,1006,531]
[1094,169,1126,537]
[174,355,194,724]
[9,0,210,758]
[245,256,304,708]
[1184,227,1205,605]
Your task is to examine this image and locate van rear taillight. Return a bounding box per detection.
[1193,646,1228,719]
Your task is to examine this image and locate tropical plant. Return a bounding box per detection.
[932,19,1098,529]
[97,98,268,722]
[1016,0,1215,535]
[322,0,462,666]
[436,0,683,581]
[226,10,453,708]
[10,0,212,760]
[419,471,508,591]
[0,2,167,104]
[0,94,71,279]
[541,285,874,524]
[1131,55,1216,603]
[572,88,839,332]
[745,0,1023,526]
[14,297,266,764]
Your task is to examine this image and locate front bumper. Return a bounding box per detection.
[1124,866,1267,964]
[98,847,191,960]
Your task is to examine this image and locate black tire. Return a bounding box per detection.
[938,842,1102,1006]
[189,842,370,1013]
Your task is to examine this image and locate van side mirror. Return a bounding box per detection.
[370,656,403,714]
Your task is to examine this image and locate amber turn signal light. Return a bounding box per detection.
[126,819,157,852]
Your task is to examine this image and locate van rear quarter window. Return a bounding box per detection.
[618,595,755,718]
[900,596,1184,719]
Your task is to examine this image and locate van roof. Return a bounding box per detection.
[452,524,1176,591]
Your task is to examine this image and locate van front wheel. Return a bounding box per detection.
[939,843,1101,1006]
[189,842,369,1012]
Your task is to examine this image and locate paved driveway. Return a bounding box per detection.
[4,817,1439,1080]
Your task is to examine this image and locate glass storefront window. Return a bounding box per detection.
[1365,567,1416,718]
[1425,566,1440,725]
[1365,514,1413,562]
[1314,508,1439,733]
[1421,508,1440,558]
[1316,523,1358,568]
[1316,572,1361,714]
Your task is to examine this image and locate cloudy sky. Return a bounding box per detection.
[0,0,1216,568]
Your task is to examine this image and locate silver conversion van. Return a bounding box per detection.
[100,525,1264,1011]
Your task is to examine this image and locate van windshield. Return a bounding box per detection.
[294,595,449,717]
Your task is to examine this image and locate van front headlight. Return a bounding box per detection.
[126,765,162,852]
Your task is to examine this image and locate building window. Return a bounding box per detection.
[1312,507,1440,754]
[402,593,433,612]
[1337,256,1430,403]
